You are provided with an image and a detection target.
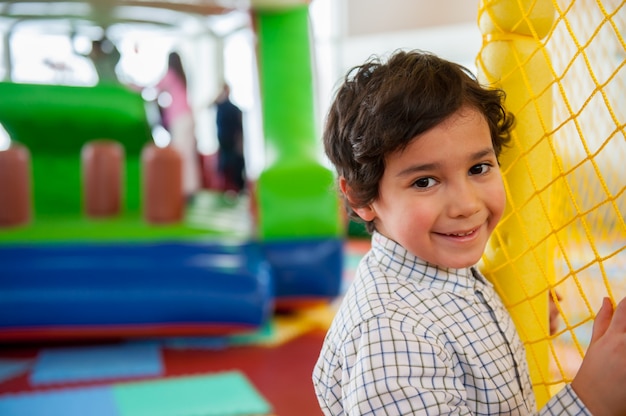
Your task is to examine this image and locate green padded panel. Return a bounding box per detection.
[254,6,342,239]
[0,191,252,244]
[0,82,152,216]
[257,158,341,239]
[113,371,272,416]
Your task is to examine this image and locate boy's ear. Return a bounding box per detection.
[339,177,376,222]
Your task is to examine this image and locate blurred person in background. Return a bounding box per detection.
[214,83,245,194]
[155,51,201,200]
[88,36,121,84]
[71,30,121,84]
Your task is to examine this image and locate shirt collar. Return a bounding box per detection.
[370,231,491,296]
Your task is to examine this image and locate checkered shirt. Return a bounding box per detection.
[313,232,589,415]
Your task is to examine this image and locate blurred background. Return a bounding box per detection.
[0,0,481,179]
[0,1,623,415]
[0,2,485,415]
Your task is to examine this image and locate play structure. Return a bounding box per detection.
[476,0,625,407]
[0,3,343,341]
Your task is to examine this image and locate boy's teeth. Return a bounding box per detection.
[450,230,472,236]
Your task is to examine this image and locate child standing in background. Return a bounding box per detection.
[313,49,626,415]
[156,51,201,200]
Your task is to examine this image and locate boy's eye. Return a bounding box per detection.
[469,163,490,175]
[413,177,437,188]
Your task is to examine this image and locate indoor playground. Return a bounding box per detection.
[0,0,624,415]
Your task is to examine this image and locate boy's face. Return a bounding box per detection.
[354,105,506,269]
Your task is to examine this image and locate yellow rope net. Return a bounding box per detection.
[477,0,625,407]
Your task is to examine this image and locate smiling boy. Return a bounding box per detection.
[312,50,626,415]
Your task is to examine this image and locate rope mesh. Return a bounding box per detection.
[477,0,625,404]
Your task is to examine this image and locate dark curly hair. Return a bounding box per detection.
[323,50,514,233]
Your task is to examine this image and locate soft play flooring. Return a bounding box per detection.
[0,239,369,416]
[2,237,623,415]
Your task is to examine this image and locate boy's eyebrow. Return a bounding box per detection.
[396,162,440,177]
[396,147,496,178]
[470,147,497,160]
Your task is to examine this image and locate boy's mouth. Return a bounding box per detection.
[441,227,479,238]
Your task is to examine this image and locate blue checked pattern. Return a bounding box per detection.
[313,232,589,415]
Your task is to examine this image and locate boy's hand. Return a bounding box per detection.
[571,297,626,416]
[549,291,563,336]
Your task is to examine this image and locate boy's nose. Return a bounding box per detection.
[447,181,481,218]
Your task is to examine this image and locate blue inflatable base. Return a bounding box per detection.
[263,238,343,306]
[0,237,343,341]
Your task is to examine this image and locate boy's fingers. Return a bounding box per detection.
[607,296,626,333]
[590,297,613,344]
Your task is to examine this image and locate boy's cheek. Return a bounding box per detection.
[492,178,507,218]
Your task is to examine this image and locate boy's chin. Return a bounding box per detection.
[432,254,483,270]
